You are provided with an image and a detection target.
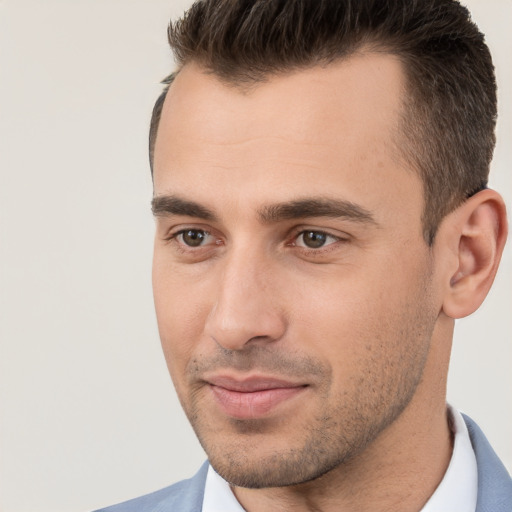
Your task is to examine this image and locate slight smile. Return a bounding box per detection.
[206,375,309,420]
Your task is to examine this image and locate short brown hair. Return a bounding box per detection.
[149,0,497,244]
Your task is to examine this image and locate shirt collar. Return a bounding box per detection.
[420,405,478,512]
[203,464,245,512]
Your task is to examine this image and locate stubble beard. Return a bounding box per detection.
[181,326,434,489]
[175,269,438,489]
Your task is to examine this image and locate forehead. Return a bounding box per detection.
[153,53,420,221]
[156,53,405,150]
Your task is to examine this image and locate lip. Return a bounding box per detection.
[205,375,308,419]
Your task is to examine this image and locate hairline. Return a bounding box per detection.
[149,50,446,245]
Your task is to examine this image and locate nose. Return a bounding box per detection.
[204,250,287,351]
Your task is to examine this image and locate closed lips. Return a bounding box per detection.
[206,375,308,419]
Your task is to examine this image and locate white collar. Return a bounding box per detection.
[203,464,245,512]
[201,406,477,512]
[419,406,478,512]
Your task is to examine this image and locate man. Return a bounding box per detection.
[96,0,511,510]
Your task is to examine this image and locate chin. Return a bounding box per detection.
[197,424,358,489]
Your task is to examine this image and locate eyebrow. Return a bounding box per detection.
[151,194,377,226]
[258,198,377,225]
[151,195,217,221]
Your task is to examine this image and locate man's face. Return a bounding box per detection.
[152,55,443,487]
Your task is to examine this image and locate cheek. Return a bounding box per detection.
[297,290,381,373]
[152,260,209,378]
[294,259,434,380]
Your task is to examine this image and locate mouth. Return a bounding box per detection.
[205,375,308,420]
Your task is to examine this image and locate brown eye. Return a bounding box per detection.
[180,229,209,247]
[300,231,328,248]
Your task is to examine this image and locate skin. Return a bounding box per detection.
[151,54,507,511]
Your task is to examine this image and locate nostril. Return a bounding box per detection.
[206,310,286,351]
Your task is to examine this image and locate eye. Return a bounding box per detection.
[295,230,338,249]
[176,229,212,247]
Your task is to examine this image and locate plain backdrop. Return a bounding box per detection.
[0,1,510,511]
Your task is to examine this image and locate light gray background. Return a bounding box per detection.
[0,1,510,511]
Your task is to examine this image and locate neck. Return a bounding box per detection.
[232,319,454,512]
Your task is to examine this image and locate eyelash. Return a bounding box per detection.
[164,229,217,247]
[288,229,342,251]
[164,227,348,256]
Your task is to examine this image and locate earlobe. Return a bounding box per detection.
[442,189,508,319]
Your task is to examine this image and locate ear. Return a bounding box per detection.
[441,189,508,319]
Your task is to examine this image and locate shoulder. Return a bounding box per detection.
[93,461,209,512]
[462,414,512,512]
